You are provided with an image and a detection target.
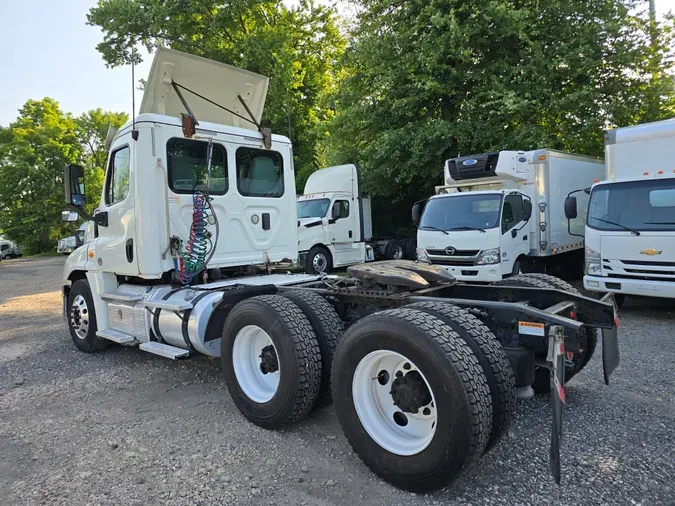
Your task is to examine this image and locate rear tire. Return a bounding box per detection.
[221,295,323,428]
[282,290,344,408]
[67,279,108,353]
[332,308,491,492]
[404,238,417,260]
[405,301,515,451]
[384,240,405,260]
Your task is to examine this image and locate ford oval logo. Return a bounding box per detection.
[518,157,527,162]
[445,246,456,256]
[462,159,477,166]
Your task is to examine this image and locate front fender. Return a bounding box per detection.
[63,243,91,284]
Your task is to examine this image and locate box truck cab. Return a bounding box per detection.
[580,119,675,303]
[414,149,603,282]
[296,164,375,273]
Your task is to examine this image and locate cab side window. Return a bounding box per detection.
[334,200,350,219]
[236,148,284,197]
[106,146,131,205]
[502,194,524,233]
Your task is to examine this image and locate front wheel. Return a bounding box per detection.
[306,246,333,274]
[67,279,108,353]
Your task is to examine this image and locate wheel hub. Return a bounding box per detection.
[69,294,89,339]
[259,344,279,374]
[313,254,327,272]
[390,371,432,414]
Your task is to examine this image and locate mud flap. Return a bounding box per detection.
[600,294,620,386]
[547,325,566,484]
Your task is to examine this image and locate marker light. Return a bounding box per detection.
[538,155,547,160]
[643,172,649,175]
[594,179,600,183]
[658,170,664,175]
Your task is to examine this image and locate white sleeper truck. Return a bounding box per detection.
[297,164,413,273]
[61,48,620,492]
[565,119,675,306]
[413,149,604,282]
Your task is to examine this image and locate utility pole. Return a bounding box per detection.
[649,0,657,45]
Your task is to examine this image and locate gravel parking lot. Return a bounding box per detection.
[1,256,673,506]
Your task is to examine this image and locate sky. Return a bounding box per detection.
[0,0,674,127]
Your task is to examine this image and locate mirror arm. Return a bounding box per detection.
[69,205,108,228]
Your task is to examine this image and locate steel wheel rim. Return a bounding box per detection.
[393,245,404,260]
[312,253,328,273]
[352,350,437,456]
[69,294,90,339]
[232,325,280,403]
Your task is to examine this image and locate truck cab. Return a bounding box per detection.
[414,149,602,282]
[582,119,675,302]
[296,164,374,273]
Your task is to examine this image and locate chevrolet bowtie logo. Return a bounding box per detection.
[640,249,663,256]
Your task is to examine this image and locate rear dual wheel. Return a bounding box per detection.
[332,308,493,492]
[221,292,344,428]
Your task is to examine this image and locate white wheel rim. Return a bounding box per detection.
[69,294,90,339]
[232,325,280,403]
[352,350,437,456]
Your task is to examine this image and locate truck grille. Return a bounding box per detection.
[427,249,480,257]
[603,258,675,282]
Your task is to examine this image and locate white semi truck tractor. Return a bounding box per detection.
[60,48,620,492]
[414,150,604,282]
[297,164,413,274]
[564,119,675,307]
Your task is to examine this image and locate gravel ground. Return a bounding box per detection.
[1,256,673,506]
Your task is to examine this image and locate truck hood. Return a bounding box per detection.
[417,228,498,252]
[600,232,675,262]
[297,217,323,228]
[140,47,269,131]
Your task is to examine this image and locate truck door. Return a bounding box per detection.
[500,193,529,274]
[90,137,139,275]
[329,199,364,265]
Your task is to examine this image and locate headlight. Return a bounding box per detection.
[416,247,431,263]
[477,248,500,265]
[585,246,602,276]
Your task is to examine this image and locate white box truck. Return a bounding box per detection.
[296,164,414,273]
[567,119,675,306]
[0,238,22,260]
[58,47,620,492]
[413,149,604,282]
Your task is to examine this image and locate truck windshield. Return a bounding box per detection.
[297,198,330,219]
[420,194,502,231]
[588,178,675,232]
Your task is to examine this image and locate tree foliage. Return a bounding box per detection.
[326,0,675,209]
[0,100,127,253]
[87,0,346,187]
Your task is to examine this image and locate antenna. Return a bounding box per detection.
[131,46,139,141]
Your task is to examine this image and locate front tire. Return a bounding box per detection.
[67,279,108,353]
[384,240,405,260]
[221,295,323,428]
[306,246,333,274]
[332,308,491,492]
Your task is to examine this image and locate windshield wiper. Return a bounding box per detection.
[447,226,487,233]
[644,221,675,225]
[420,225,449,235]
[590,217,640,236]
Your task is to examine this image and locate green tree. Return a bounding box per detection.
[75,109,128,214]
[0,99,82,253]
[87,0,346,184]
[326,0,675,217]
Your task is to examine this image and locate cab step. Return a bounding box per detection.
[139,342,190,360]
[101,293,143,303]
[141,300,193,312]
[97,329,136,344]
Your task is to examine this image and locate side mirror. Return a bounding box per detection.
[564,196,578,220]
[331,203,341,221]
[61,210,79,222]
[523,200,533,221]
[64,164,86,207]
[412,203,421,226]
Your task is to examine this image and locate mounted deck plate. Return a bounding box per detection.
[347,260,456,289]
